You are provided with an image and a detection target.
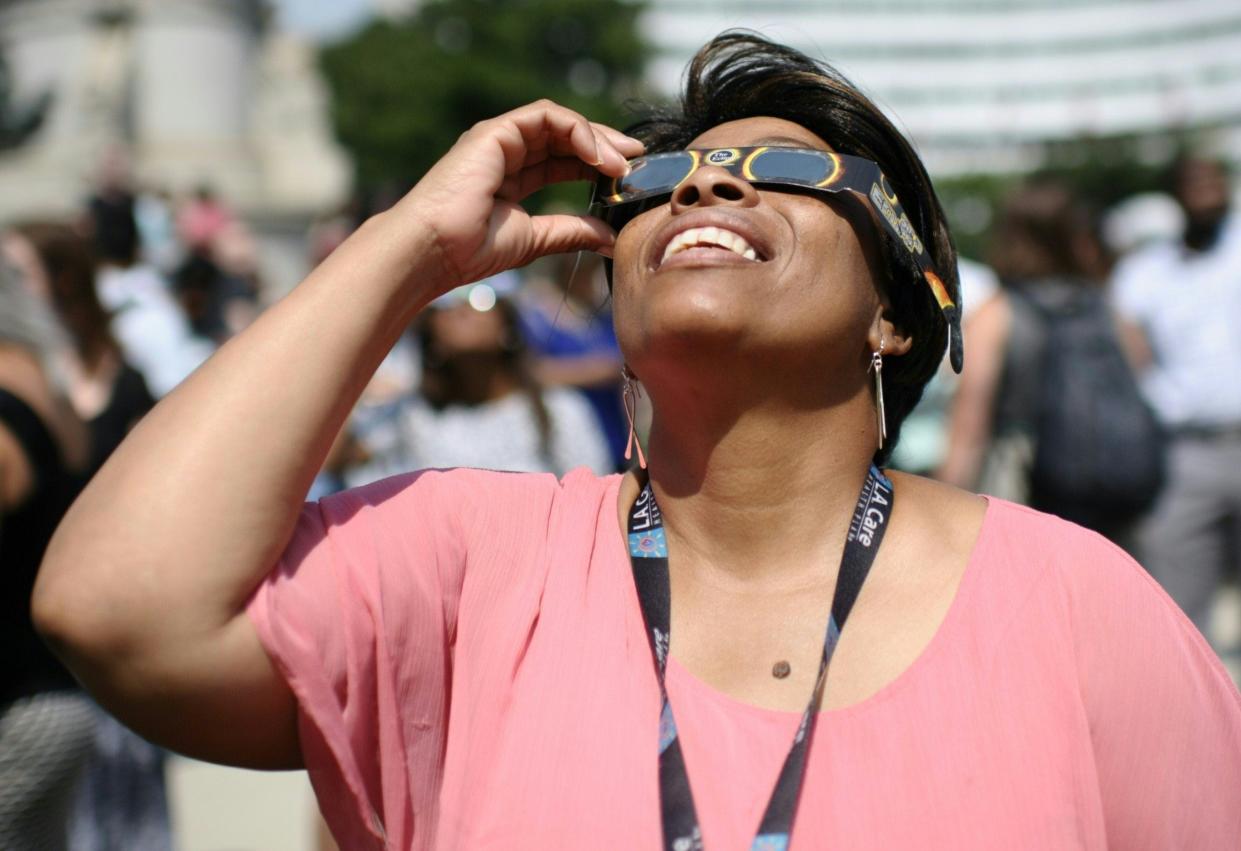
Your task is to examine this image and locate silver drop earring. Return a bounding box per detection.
[869,339,887,450]
[622,366,647,469]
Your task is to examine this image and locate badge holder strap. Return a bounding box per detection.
[627,466,895,851]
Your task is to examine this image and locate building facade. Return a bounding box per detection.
[0,0,350,289]
[641,0,1241,175]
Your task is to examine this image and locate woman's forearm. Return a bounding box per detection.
[34,208,444,669]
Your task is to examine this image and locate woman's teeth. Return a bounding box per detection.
[662,226,760,264]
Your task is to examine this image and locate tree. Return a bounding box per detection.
[319,0,650,200]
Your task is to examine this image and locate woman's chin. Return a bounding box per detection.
[635,288,753,350]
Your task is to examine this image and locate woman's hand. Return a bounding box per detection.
[396,100,643,289]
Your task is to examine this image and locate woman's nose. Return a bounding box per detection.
[669,166,760,214]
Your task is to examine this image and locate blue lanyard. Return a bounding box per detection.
[627,466,895,851]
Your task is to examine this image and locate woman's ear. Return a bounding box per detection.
[867,306,913,356]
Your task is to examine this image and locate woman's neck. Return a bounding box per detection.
[641,386,879,590]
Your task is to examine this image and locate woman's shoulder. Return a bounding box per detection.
[966,494,1209,655]
[978,495,1143,581]
[895,477,1234,696]
[891,472,1161,616]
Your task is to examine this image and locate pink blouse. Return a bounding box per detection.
[246,468,1241,850]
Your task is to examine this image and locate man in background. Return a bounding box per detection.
[1112,155,1241,635]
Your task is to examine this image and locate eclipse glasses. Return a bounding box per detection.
[591,146,963,372]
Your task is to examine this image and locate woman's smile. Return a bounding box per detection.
[660,226,760,266]
[648,208,771,271]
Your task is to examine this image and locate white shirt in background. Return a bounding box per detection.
[345,387,613,489]
[1111,215,1241,429]
[96,264,214,398]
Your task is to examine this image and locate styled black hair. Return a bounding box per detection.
[617,31,960,464]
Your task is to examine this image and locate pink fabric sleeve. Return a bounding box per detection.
[245,470,473,850]
[1056,519,1241,847]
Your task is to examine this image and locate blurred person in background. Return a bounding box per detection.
[519,250,628,469]
[176,202,263,346]
[87,188,213,398]
[2,223,156,473]
[889,256,997,475]
[337,276,611,486]
[133,187,180,275]
[0,262,94,850]
[939,182,1163,547]
[0,222,168,850]
[176,185,233,256]
[1112,155,1241,633]
[172,230,261,348]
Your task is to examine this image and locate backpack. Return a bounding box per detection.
[1010,282,1166,530]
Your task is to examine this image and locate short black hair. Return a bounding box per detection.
[617,31,959,464]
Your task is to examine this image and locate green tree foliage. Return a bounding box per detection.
[320,0,650,197]
[937,131,1195,263]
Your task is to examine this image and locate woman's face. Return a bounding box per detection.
[611,116,883,382]
[426,300,510,356]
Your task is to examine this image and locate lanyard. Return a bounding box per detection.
[626,465,894,851]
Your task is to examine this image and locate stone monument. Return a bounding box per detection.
[0,0,351,291]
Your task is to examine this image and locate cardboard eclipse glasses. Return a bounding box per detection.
[591,146,963,372]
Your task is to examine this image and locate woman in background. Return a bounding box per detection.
[3,223,156,472]
[0,262,93,850]
[938,182,1160,545]
[518,251,629,469]
[340,279,612,485]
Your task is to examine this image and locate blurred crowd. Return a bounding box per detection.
[0,166,268,848]
[1,152,1239,847]
[933,154,1241,645]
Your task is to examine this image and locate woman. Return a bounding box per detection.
[2,223,156,474]
[34,34,1241,850]
[0,264,94,850]
[341,282,612,484]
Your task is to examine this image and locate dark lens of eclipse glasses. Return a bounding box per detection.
[744,148,838,187]
[606,152,698,204]
[598,147,846,210]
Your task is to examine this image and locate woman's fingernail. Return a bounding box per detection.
[595,244,615,259]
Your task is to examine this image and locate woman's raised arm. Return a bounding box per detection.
[32,102,641,768]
